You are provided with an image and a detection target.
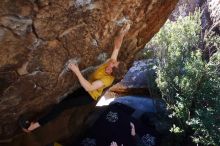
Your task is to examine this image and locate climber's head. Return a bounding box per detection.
[105,59,126,81]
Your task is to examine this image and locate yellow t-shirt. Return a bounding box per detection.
[54,142,62,146]
[88,62,115,100]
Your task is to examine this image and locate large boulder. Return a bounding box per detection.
[207,0,220,31]
[0,0,178,139]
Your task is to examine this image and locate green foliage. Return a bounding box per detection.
[145,10,220,145]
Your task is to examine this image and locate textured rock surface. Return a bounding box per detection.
[207,0,220,31]
[170,0,198,19]
[171,0,220,31]
[0,0,178,139]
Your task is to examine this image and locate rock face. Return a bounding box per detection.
[0,0,178,139]
[171,0,220,31]
[170,0,199,19]
[207,0,220,31]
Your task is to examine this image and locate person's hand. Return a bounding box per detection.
[110,141,118,146]
[68,63,79,73]
[119,23,131,35]
[130,122,136,136]
[110,141,123,146]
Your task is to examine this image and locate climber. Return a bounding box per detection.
[20,23,130,132]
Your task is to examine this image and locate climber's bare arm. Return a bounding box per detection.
[110,23,130,61]
[68,63,104,91]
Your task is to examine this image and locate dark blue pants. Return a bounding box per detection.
[38,88,94,125]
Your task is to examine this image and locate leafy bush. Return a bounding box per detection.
[145,10,220,145]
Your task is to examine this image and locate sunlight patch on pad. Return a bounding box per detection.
[96,96,115,107]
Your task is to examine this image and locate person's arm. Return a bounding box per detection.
[130,122,145,146]
[110,23,130,61]
[68,63,104,92]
